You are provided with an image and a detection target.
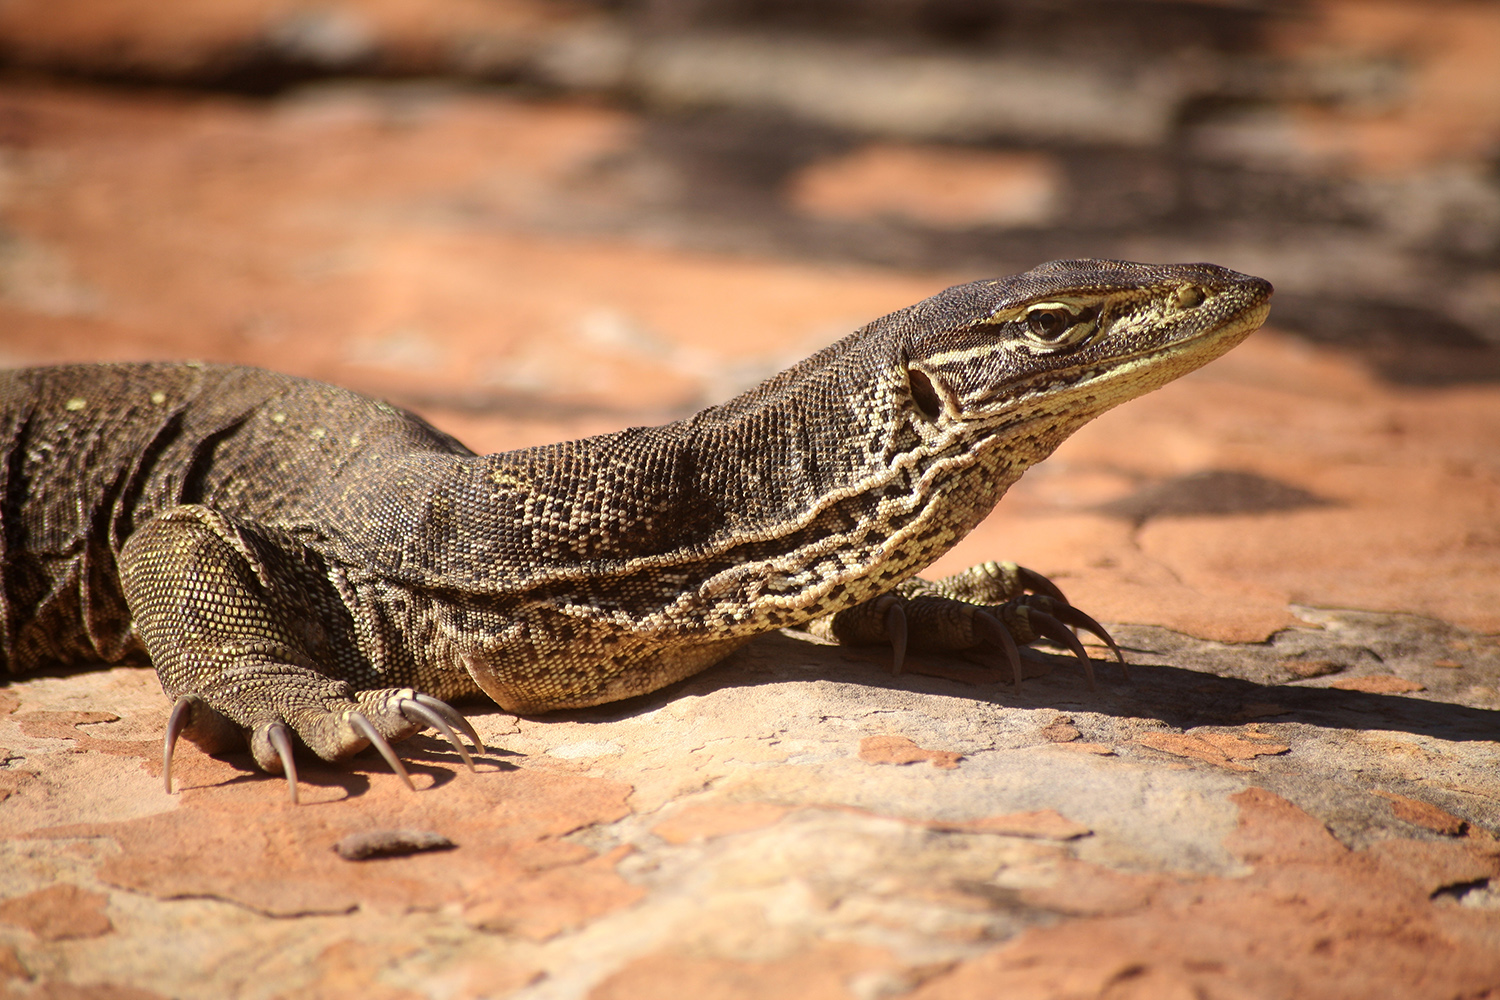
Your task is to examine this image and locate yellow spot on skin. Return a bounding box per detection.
[64,397,85,411]
[271,413,286,423]
[150,391,167,405]
[490,469,529,491]
[310,427,326,440]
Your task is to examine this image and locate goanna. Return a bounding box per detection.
[0,259,1271,801]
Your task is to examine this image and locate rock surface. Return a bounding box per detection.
[2,621,1498,999]
[2,4,1500,996]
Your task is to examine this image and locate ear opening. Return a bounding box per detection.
[907,367,943,421]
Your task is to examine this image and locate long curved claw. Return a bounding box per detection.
[974,610,1025,690]
[1015,564,1069,605]
[883,598,909,676]
[348,713,416,792]
[163,696,192,795]
[1041,602,1130,681]
[409,692,484,755]
[1028,611,1098,691]
[266,722,300,805]
[400,698,476,771]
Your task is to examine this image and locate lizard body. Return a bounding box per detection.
[0,259,1271,797]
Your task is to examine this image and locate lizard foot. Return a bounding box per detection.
[163,697,309,803]
[163,694,243,794]
[254,721,301,803]
[350,688,485,774]
[397,693,486,769]
[982,595,1127,690]
[162,687,483,802]
[816,564,1127,690]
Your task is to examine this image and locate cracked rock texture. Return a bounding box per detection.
[3,2,1500,997]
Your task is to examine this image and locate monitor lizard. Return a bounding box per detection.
[0,258,1272,802]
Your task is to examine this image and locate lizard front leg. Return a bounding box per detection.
[808,562,1126,689]
[120,505,481,802]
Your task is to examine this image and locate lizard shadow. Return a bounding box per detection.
[392,735,525,772]
[168,733,523,800]
[531,631,1500,747]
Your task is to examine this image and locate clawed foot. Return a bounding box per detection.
[979,594,1128,690]
[826,562,1129,691]
[163,689,485,804]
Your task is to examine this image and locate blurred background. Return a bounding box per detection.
[1,0,1497,640]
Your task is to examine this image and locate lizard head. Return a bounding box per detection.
[897,258,1272,430]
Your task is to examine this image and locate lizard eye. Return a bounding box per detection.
[1174,285,1205,309]
[1022,303,1097,349]
[1026,308,1070,340]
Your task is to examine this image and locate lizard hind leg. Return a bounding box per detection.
[125,505,479,801]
